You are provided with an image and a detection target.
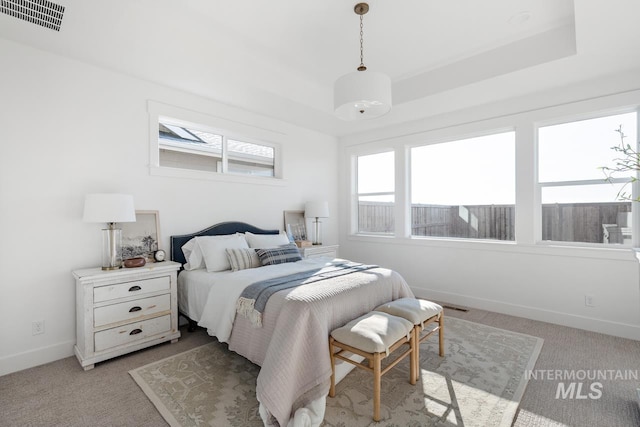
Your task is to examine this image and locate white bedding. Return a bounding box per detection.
[177,268,232,322]
[178,257,339,342]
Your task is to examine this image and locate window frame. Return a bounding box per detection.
[148,101,284,186]
[351,147,398,236]
[345,91,640,257]
[535,108,639,248]
[408,129,516,242]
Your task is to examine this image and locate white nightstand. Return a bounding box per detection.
[300,244,339,259]
[73,261,181,370]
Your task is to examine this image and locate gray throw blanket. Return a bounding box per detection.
[236,261,377,327]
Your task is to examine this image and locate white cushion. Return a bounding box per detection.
[375,298,443,325]
[226,247,261,272]
[245,231,290,248]
[197,234,249,272]
[331,312,413,355]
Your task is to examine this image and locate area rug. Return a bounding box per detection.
[129,317,543,427]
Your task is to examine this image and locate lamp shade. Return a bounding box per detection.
[305,201,330,219]
[334,70,392,121]
[83,193,136,223]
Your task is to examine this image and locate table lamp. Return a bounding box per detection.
[83,193,136,270]
[305,201,329,245]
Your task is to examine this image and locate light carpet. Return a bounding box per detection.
[129,317,543,427]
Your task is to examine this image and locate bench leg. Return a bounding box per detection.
[329,337,336,397]
[373,352,382,422]
[438,312,445,357]
[410,327,417,385]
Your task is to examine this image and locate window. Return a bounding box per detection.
[410,132,516,240]
[158,117,276,178]
[538,112,637,244]
[356,151,395,234]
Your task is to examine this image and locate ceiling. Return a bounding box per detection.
[2,0,640,137]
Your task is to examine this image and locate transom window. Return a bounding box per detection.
[158,118,276,178]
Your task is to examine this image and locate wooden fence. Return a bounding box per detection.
[358,202,631,243]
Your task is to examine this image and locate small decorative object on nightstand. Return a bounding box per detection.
[300,244,339,260]
[295,240,312,248]
[153,249,166,262]
[73,261,181,370]
[123,257,146,268]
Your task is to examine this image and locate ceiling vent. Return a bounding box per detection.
[1,0,65,32]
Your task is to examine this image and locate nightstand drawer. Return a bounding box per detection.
[300,244,339,259]
[94,294,171,328]
[94,315,171,352]
[94,276,170,303]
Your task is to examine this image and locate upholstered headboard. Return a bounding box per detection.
[170,221,279,265]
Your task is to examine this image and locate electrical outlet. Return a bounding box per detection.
[32,320,45,335]
[585,295,595,307]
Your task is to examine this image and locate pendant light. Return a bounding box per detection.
[334,2,392,121]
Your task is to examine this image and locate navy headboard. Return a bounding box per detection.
[170,221,280,266]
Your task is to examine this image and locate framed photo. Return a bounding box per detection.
[283,210,307,241]
[121,210,161,262]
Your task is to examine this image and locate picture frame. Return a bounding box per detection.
[121,210,161,262]
[283,210,307,241]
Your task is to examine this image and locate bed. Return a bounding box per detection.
[170,221,414,427]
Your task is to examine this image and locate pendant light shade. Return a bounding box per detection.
[334,2,392,121]
[334,70,392,120]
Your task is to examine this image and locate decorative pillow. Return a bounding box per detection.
[181,238,205,271]
[196,234,250,272]
[245,231,291,248]
[226,247,261,272]
[256,243,303,266]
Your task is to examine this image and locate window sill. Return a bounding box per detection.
[347,233,637,261]
[150,166,287,187]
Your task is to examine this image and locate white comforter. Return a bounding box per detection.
[197,258,338,342]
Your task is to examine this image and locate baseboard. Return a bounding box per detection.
[412,287,640,341]
[0,340,75,377]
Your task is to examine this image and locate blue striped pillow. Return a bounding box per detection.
[256,243,303,266]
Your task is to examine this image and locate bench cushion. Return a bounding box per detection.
[375,298,443,325]
[331,311,413,355]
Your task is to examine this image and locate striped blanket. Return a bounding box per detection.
[236,262,377,327]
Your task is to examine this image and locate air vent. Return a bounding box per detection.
[442,304,469,312]
[1,0,65,32]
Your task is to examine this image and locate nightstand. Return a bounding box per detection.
[73,261,181,370]
[300,244,339,259]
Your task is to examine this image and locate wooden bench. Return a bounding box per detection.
[328,311,416,421]
[374,298,444,380]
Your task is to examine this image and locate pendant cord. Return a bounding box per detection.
[358,14,367,71]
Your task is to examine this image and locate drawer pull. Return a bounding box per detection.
[128,285,142,292]
[130,328,142,335]
[129,306,142,313]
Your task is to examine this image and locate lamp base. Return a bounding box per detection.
[101,227,123,270]
[313,218,323,246]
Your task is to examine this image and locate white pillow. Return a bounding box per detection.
[245,231,290,248]
[181,238,205,271]
[197,234,250,272]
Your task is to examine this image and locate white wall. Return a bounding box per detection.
[0,38,338,375]
[339,76,640,341]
